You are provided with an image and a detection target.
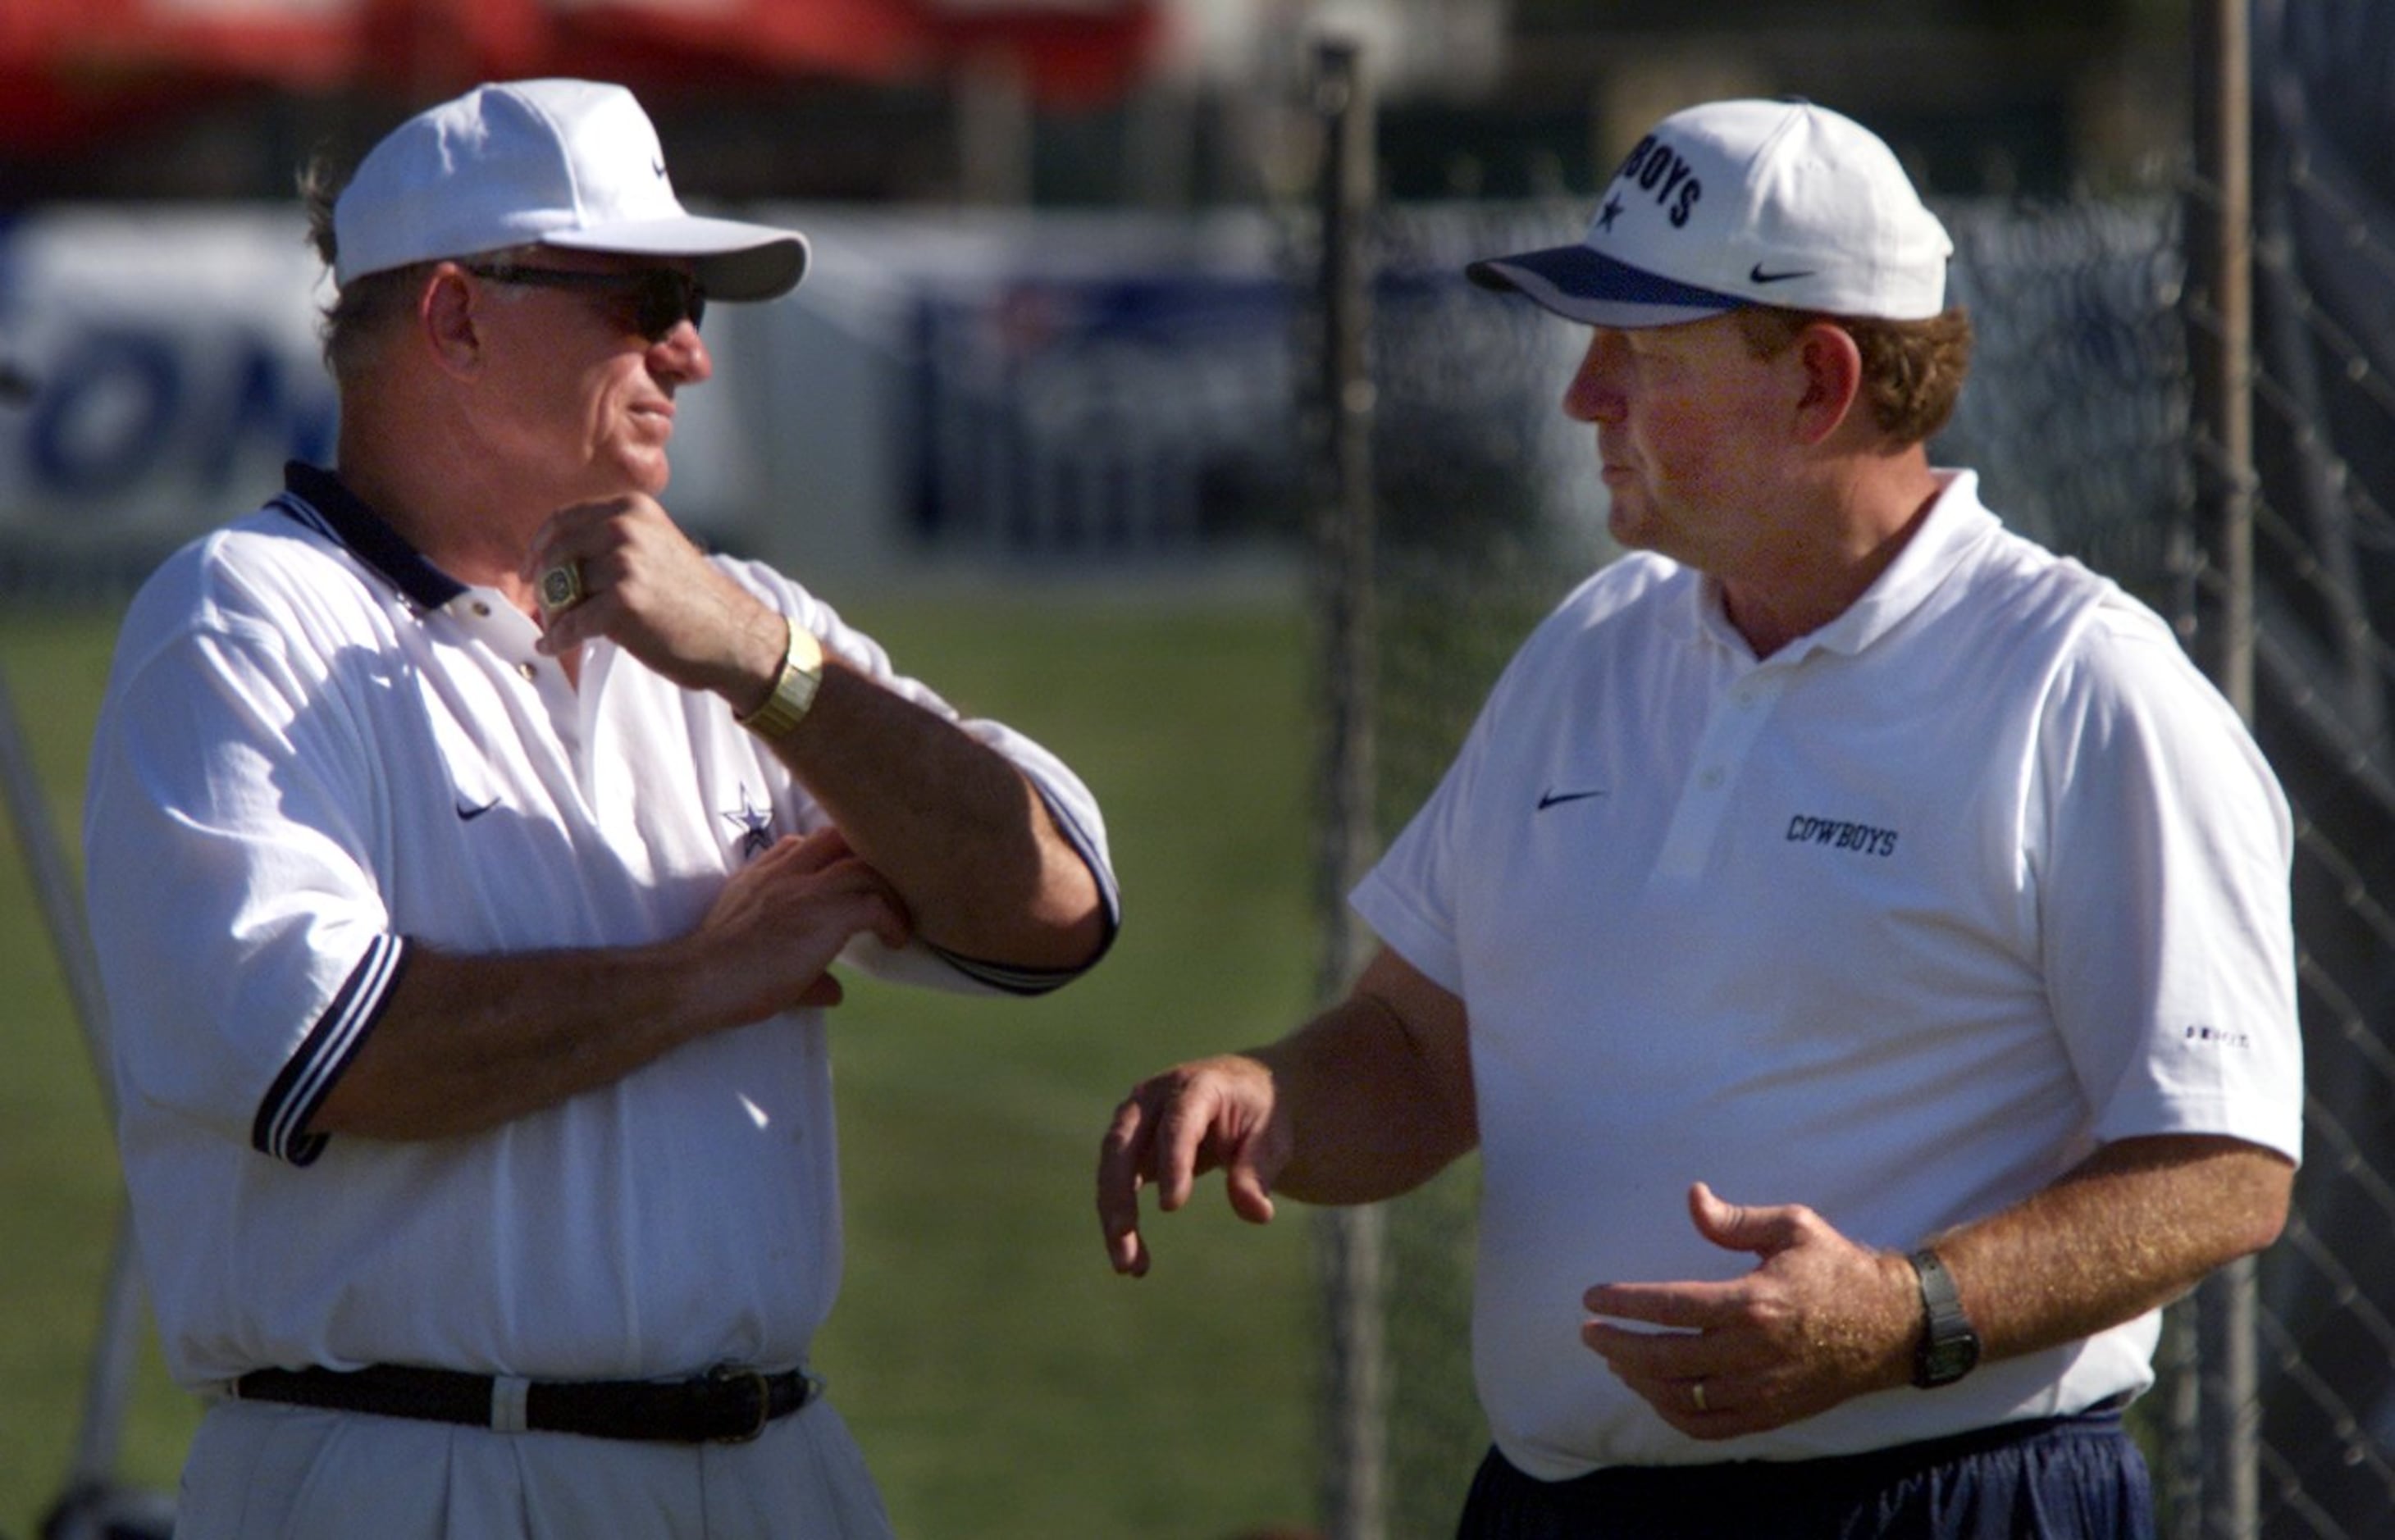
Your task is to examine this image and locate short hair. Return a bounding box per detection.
[298,149,431,384]
[1732,305,1974,448]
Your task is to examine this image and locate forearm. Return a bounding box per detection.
[1261,953,1478,1204]
[1581,1134,2294,1437]
[764,660,1106,970]
[1932,1134,2294,1364]
[312,826,904,1141]
[310,939,741,1140]
[531,517,1106,973]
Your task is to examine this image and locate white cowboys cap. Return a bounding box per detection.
[1467,98,1951,329]
[332,78,808,303]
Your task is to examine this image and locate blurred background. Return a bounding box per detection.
[0,0,2197,594]
[4,2,2393,1538]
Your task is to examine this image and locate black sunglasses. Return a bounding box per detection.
[464,263,707,341]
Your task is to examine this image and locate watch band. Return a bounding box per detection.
[735,619,824,741]
[1908,1246,1982,1388]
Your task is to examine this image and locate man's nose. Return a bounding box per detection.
[1563,330,1626,424]
[652,321,712,384]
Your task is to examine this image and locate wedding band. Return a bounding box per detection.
[1690,1379,1708,1414]
[537,560,586,614]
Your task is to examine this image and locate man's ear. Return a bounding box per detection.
[1791,321,1865,447]
[420,265,484,379]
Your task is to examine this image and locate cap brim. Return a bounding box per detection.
[1467,244,1742,329]
[544,216,810,302]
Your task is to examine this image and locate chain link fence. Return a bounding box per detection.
[1297,16,2395,1536]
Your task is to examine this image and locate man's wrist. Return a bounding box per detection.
[1907,1246,1982,1388]
[735,617,825,741]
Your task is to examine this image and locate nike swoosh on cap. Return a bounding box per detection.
[1749,263,1817,284]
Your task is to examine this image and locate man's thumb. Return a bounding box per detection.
[1687,1180,1777,1254]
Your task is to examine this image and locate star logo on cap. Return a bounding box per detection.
[1597,195,1626,232]
[652,157,668,180]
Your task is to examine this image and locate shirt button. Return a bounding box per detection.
[1700,768,1725,790]
[472,601,492,618]
[518,663,538,681]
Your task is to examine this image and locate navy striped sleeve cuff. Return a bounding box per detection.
[251,935,410,1166]
[928,783,1121,996]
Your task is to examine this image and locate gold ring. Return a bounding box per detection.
[1690,1379,1708,1414]
[537,560,585,614]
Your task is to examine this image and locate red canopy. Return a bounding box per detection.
[0,0,1162,154]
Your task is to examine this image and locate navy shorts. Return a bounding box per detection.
[1455,1407,2155,1540]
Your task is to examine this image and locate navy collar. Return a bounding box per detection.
[271,462,468,613]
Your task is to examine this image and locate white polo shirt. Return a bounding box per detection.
[1351,471,2300,1477]
[85,463,1119,1390]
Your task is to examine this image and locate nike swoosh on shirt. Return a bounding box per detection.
[1537,787,1608,810]
[455,799,500,822]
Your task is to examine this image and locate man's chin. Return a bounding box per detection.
[602,453,673,499]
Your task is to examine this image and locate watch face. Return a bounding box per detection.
[1921,1333,1981,1386]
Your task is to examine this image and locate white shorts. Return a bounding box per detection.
[173,1392,896,1539]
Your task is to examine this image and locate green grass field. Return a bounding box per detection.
[0,586,1325,1538]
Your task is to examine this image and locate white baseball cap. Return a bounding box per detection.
[1467,98,1951,328]
[332,79,808,302]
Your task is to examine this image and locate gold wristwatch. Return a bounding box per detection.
[735,619,824,741]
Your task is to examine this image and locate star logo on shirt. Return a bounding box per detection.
[723,786,775,860]
[1597,195,1626,232]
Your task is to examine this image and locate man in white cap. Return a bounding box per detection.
[1097,98,2299,1535]
[86,79,1117,1538]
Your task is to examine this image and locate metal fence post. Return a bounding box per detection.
[1307,33,1388,1540]
[2187,2,2260,1535]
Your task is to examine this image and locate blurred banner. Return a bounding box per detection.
[0,211,340,588]
[0,203,1302,592]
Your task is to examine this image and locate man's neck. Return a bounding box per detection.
[335,421,548,603]
[1718,461,1946,658]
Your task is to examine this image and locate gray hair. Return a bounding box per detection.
[298,149,431,384]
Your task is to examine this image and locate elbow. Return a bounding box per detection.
[1015,856,1118,973]
[2239,1168,2296,1258]
[2220,1151,2297,1264]
[1052,886,1116,970]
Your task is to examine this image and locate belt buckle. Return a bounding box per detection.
[707,1361,773,1444]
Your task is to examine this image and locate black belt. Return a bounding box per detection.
[230,1362,816,1443]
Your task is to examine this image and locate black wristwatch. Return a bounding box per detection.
[1908,1247,1981,1388]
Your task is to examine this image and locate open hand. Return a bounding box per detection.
[1580,1182,1917,1438]
[1096,1055,1289,1278]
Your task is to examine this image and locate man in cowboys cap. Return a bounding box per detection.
[85,78,1117,1538]
[1097,97,2298,1537]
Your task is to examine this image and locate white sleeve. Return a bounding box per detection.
[2032,607,2303,1163]
[84,590,407,1168]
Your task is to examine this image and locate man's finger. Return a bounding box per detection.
[1581,1316,1713,1377]
[775,824,856,873]
[1223,1155,1277,1227]
[1152,1079,1220,1214]
[1686,1181,1805,1256]
[1096,1092,1158,1277]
